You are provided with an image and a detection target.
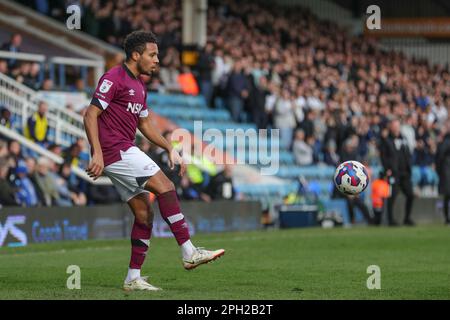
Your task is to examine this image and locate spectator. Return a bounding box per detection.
[33,157,60,206]
[40,78,54,91]
[380,119,415,226]
[225,60,249,122]
[435,121,450,225]
[24,157,46,206]
[0,140,8,158]
[247,75,268,130]
[23,62,41,90]
[292,129,313,166]
[159,46,182,92]
[323,140,339,166]
[0,60,8,75]
[0,106,13,129]
[48,143,63,157]
[0,157,18,207]
[401,115,416,156]
[1,33,22,68]
[207,165,235,200]
[298,110,315,140]
[264,83,279,128]
[64,142,83,168]
[6,140,24,180]
[59,162,87,206]
[179,175,205,201]
[339,135,359,161]
[197,42,215,107]
[184,143,217,202]
[24,101,49,146]
[177,66,199,96]
[371,170,390,225]
[14,161,39,207]
[47,159,76,207]
[8,140,24,164]
[274,88,296,149]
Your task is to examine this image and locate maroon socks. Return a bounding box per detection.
[129,221,152,269]
[157,190,191,245]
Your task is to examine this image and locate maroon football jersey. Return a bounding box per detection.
[90,64,149,166]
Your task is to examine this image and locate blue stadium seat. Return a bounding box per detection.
[147,93,207,109]
[152,106,231,122]
[175,120,256,133]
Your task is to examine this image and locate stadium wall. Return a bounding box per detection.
[0,201,262,248]
[392,196,445,225]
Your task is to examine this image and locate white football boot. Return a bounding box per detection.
[183,247,225,270]
[123,276,162,291]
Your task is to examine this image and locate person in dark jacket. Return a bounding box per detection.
[1,33,22,68]
[0,106,13,129]
[0,157,18,207]
[379,119,415,226]
[247,75,268,130]
[197,43,215,108]
[207,165,235,200]
[435,121,450,225]
[226,61,249,123]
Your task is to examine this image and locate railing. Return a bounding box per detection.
[0,49,104,92]
[0,72,84,119]
[48,56,104,87]
[0,63,36,102]
[0,86,85,147]
[0,50,46,62]
[0,124,111,185]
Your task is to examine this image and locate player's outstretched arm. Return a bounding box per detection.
[138,116,186,176]
[83,104,104,180]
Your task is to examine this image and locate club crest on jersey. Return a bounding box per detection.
[127,102,144,114]
[99,79,113,93]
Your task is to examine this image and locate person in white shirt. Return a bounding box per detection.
[292,129,313,165]
[274,88,296,149]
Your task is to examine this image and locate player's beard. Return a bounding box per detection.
[137,62,154,77]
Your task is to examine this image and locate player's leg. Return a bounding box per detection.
[127,193,153,281]
[144,171,192,253]
[123,192,161,291]
[144,170,225,270]
[102,148,165,290]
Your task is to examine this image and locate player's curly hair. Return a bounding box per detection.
[123,31,158,61]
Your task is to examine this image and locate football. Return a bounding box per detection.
[334,160,369,195]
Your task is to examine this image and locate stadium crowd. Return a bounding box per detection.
[0,99,234,207]
[0,129,234,208]
[201,0,449,170]
[23,0,447,174]
[3,0,450,210]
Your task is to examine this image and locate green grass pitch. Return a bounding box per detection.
[1,225,449,300]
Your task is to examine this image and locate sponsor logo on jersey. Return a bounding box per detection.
[99,79,113,93]
[129,89,135,96]
[127,102,144,114]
